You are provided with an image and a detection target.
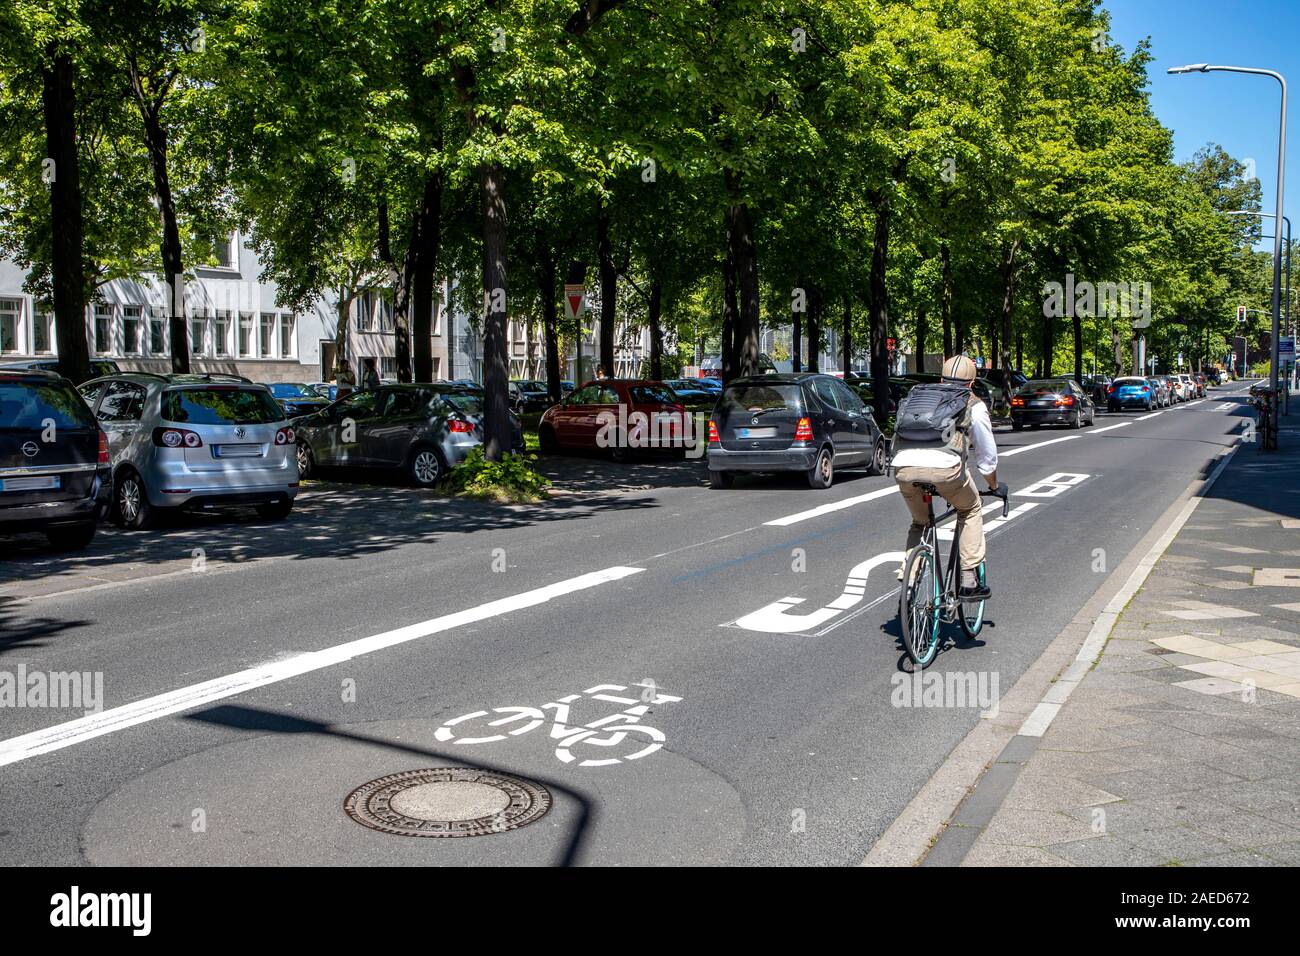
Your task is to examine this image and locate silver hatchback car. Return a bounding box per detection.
[78,373,298,528]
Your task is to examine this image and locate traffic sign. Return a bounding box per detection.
[563,284,586,321]
[1281,336,1296,362]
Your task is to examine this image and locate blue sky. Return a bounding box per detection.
[1107,0,1299,237]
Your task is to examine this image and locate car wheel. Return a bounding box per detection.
[1070,409,1082,429]
[709,470,734,489]
[807,447,834,489]
[296,440,315,480]
[114,470,154,530]
[407,445,445,487]
[868,438,887,476]
[45,523,95,551]
[255,500,294,521]
[538,425,559,454]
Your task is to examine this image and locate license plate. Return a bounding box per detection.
[214,444,263,458]
[735,427,776,439]
[0,475,60,492]
[1029,400,1052,407]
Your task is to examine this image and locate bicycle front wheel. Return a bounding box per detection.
[900,545,941,668]
[958,561,987,639]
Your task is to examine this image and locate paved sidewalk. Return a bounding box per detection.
[961,398,1300,866]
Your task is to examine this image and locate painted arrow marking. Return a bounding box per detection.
[732,551,907,634]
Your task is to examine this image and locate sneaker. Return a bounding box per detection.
[958,569,990,601]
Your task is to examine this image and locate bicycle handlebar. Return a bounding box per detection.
[981,482,1010,518]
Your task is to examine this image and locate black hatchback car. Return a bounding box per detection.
[293,383,525,487]
[0,369,112,550]
[706,373,886,489]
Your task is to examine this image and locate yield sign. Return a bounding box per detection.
[563,283,586,321]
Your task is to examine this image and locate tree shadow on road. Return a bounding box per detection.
[0,596,93,655]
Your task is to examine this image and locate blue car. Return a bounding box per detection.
[1107,376,1154,411]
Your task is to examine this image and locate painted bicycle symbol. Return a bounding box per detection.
[434,683,683,768]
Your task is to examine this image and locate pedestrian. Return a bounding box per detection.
[361,357,380,390]
[336,359,357,399]
[595,364,608,380]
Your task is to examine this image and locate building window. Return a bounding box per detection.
[213,311,230,357]
[149,310,165,354]
[33,308,53,353]
[431,356,441,379]
[214,233,236,269]
[238,312,254,357]
[0,298,19,353]
[190,315,206,356]
[378,295,393,333]
[123,305,142,354]
[94,305,114,354]
[356,292,374,331]
[380,356,396,379]
[259,313,276,357]
[279,313,294,357]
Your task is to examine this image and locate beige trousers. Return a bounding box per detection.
[896,464,986,569]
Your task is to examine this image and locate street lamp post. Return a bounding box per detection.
[1172,63,1287,446]
[1224,210,1292,410]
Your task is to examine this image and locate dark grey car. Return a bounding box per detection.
[707,373,887,489]
[293,384,526,487]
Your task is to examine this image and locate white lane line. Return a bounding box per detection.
[1089,421,1132,434]
[1017,442,1241,739]
[765,485,898,526]
[1135,411,1163,421]
[0,565,644,768]
[999,433,1081,457]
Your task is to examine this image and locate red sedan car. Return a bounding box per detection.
[538,379,694,460]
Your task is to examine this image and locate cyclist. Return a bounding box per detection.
[892,355,1001,599]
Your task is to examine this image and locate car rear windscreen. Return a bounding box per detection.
[630,385,678,404]
[1113,378,1147,386]
[0,380,97,430]
[162,388,283,425]
[439,393,484,414]
[722,384,803,412]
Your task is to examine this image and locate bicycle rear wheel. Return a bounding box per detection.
[958,561,987,639]
[900,545,941,668]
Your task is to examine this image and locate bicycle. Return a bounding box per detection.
[434,683,682,768]
[1250,386,1277,450]
[899,481,1009,668]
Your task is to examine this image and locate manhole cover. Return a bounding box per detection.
[344,768,551,838]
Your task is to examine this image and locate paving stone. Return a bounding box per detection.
[1047,836,1166,866]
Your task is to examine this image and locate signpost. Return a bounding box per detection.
[564,285,586,381]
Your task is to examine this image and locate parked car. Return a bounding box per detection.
[1010,378,1097,429]
[665,378,720,405]
[77,373,297,528]
[707,373,887,489]
[538,379,691,462]
[560,380,576,395]
[1103,375,1155,412]
[1164,375,1186,402]
[902,372,995,408]
[308,382,340,402]
[0,369,112,550]
[976,368,1029,407]
[269,382,331,418]
[847,377,909,417]
[1,358,122,384]
[508,379,553,413]
[1146,377,1171,408]
[294,384,523,487]
[1080,375,1112,407]
[1194,373,1208,397]
[1176,373,1197,399]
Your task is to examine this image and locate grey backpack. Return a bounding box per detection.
[891,383,973,457]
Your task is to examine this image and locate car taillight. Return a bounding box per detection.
[153,427,203,448]
[1140,386,1149,392]
[1107,386,1116,393]
[1055,396,1074,407]
[708,420,720,444]
[449,419,473,433]
[1011,397,1025,407]
[274,427,296,445]
[794,417,814,442]
[97,430,110,465]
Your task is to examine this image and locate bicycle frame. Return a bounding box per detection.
[918,495,966,623]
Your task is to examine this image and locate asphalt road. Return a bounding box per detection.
[0,383,1254,865]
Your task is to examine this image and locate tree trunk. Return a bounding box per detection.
[842,295,853,375]
[411,172,442,383]
[481,162,511,459]
[1072,312,1083,384]
[868,201,892,422]
[729,202,761,378]
[42,51,90,384]
[914,305,927,373]
[134,95,188,373]
[334,288,353,372]
[998,238,1020,395]
[807,285,820,372]
[722,209,738,383]
[536,247,561,403]
[940,242,953,358]
[792,291,802,373]
[648,276,663,380]
[597,197,616,376]
[1042,314,1055,377]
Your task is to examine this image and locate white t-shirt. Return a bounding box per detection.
[892,396,998,478]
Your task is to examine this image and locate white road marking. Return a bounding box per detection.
[765,485,898,526]
[1089,421,1132,433]
[999,433,1082,457]
[0,565,645,768]
[1135,411,1163,421]
[732,552,906,633]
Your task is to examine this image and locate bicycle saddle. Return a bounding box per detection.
[911,481,938,494]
